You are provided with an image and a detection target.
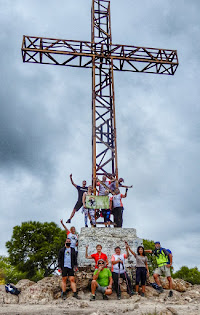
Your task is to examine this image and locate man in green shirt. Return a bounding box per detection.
[90,259,113,301]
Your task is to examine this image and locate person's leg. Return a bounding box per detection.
[104,288,112,295]
[67,202,82,222]
[121,272,132,294]
[141,268,147,294]
[115,208,120,227]
[61,276,67,292]
[112,272,120,296]
[91,280,98,295]
[69,276,76,293]
[135,268,140,293]
[112,209,117,227]
[89,209,96,226]
[84,209,88,227]
[167,276,173,290]
[118,208,123,228]
[153,273,161,286]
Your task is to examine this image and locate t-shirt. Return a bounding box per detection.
[94,268,112,287]
[109,181,122,191]
[97,181,110,196]
[91,252,108,269]
[67,231,78,250]
[135,255,147,268]
[111,253,127,274]
[77,185,88,203]
[64,248,71,268]
[110,194,123,208]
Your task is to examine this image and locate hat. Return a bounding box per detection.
[154,241,160,244]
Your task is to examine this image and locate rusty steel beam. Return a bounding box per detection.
[22,36,178,75]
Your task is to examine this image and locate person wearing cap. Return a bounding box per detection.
[90,259,113,301]
[85,244,108,269]
[58,238,80,300]
[145,241,173,297]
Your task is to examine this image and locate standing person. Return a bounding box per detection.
[58,238,80,300]
[126,243,149,297]
[60,220,78,260]
[82,186,96,227]
[110,188,128,228]
[90,259,113,301]
[66,174,88,223]
[111,245,133,299]
[85,244,108,268]
[145,241,173,297]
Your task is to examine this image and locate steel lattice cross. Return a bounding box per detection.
[21,0,178,188]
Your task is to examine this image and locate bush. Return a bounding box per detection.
[172,266,200,285]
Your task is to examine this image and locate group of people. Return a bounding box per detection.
[58,233,173,300]
[66,174,133,228]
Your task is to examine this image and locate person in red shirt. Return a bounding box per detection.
[85,244,108,269]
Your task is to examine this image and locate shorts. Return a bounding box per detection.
[74,201,83,211]
[62,267,74,277]
[96,284,107,294]
[154,265,171,277]
[136,267,147,285]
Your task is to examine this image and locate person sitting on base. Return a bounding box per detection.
[145,241,173,297]
[82,185,96,227]
[85,244,108,268]
[111,244,134,299]
[126,242,149,297]
[66,174,88,223]
[58,238,80,300]
[90,259,113,301]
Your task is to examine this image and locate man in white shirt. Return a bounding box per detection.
[111,245,133,299]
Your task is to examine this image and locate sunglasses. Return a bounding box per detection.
[98,262,104,265]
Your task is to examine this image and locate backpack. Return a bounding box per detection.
[154,247,172,265]
[165,249,172,264]
[5,283,21,295]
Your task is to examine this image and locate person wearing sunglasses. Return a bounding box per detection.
[90,259,113,301]
[58,238,80,300]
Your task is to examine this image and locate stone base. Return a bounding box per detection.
[77,227,143,268]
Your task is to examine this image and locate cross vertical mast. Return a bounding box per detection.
[92,0,118,189]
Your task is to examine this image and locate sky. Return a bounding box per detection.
[0,0,200,271]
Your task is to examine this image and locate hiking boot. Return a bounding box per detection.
[158,286,164,293]
[130,291,137,296]
[85,224,88,227]
[141,292,145,297]
[66,219,71,223]
[103,294,109,300]
[90,295,96,301]
[168,290,173,297]
[117,295,121,300]
[61,291,67,300]
[73,292,80,299]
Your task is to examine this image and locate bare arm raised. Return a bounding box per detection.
[70,174,77,188]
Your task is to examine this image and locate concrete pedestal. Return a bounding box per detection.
[77,227,143,268]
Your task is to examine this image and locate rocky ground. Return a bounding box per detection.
[0,274,200,315]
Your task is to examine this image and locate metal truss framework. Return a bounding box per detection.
[21,0,179,187]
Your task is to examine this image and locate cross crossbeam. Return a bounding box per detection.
[22,36,178,75]
[22,0,178,189]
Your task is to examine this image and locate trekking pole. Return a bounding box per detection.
[122,262,131,295]
[118,262,121,297]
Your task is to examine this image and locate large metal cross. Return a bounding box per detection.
[22,0,178,189]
